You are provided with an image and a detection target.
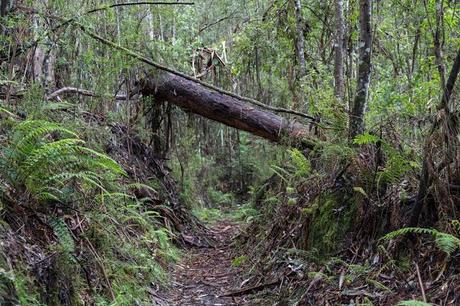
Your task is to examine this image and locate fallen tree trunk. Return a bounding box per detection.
[140,72,316,149]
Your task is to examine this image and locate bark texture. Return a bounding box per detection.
[0,0,11,17]
[294,0,307,78]
[140,72,316,149]
[334,0,345,100]
[349,0,372,140]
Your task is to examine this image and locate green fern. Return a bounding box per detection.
[288,148,311,178]
[382,227,460,255]
[13,120,78,152]
[49,218,75,255]
[353,132,379,145]
[0,119,124,204]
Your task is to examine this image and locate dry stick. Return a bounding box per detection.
[415,263,427,302]
[221,278,280,297]
[46,86,128,101]
[75,22,317,122]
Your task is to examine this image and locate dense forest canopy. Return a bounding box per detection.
[0,0,459,305]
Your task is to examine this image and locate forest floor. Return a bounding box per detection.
[158,219,256,306]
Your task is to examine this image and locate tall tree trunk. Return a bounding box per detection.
[0,0,11,17]
[294,0,307,78]
[348,0,372,140]
[433,0,446,89]
[334,0,345,101]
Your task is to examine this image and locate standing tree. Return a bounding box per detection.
[0,0,11,17]
[348,0,372,140]
[334,0,345,102]
[294,0,307,79]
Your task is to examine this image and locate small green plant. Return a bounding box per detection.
[192,207,223,224]
[207,188,235,206]
[231,255,247,267]
[230,203,260,222]
[353,132,379,145]
[288,148,311,178]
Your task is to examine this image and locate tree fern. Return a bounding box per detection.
[382,227,460,256]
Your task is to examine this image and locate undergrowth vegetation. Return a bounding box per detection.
[0,113,179,305]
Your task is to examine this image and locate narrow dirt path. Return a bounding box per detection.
[160,220,250,305]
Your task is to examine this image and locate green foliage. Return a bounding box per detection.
[308,193,356,255]
[10,269,42,306]
[192,207,222,224]
[288,148,311,178]
[318,142,355,163]
[353,132,379,145]
[396,301,432,306]
[207,188,235,206]
[377,145,419,185]
[229,203,260,223]
[49,218,76,256]
[231,255,247,267]
[0,118,181,304]
[382,227,460,256]
[0,119,125,204]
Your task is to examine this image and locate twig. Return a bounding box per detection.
[298,268,324,302]
[415,263,427,303]
[46,86,129,101]
[220,279,280,297]
[198,13,235,34]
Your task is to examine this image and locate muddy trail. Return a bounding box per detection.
[158,220,259,306]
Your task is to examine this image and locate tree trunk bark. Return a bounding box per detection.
[0,0,11,17]
[334,0,345,101]
[348,0,372,140]
[294,0,307,78]
[139,72,316,149]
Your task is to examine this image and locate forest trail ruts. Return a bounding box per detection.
[159,220,250,306]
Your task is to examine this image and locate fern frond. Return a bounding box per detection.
[382,227,460,255]
[48,171,107,192]
[125,182,157,194]
[21,138,85,177]
[49,218,75,254]
[288,148,311,178]
[77,146,126,175]
[13,120,78,152]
